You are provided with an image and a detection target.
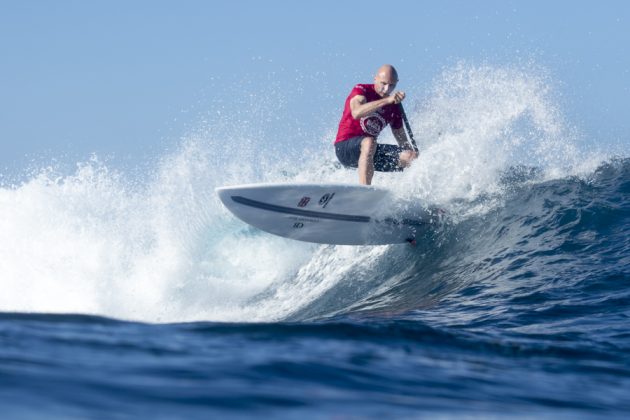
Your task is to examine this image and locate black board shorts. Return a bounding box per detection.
[335,136,404,172]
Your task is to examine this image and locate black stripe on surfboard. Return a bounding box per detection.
[230,196,371,223]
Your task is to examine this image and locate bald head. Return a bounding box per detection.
[375,64,399,81]
[373,64,399,97]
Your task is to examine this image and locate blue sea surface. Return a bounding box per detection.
[1,158,628,418]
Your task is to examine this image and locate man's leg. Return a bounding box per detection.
[358,137,377,185]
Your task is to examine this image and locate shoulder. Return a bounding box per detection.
[349,83,373,100]
[351,83,376,93]
[347,83,367,101]
[350,84,368,94]
[354,83,375,93]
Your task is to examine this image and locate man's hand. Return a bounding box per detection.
[387,91,406,105]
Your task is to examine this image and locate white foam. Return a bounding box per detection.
[394,63,598,201]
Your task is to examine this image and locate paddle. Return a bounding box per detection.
[399,103,419,153]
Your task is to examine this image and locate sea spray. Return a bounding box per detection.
[394,63,600,204]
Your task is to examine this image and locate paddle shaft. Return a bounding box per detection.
[399,103,419,153]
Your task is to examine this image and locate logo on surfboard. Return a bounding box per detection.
[318,193,335,208]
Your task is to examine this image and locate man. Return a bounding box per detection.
[334,64,418,185]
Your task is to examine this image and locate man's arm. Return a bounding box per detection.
[349,91,406,120]
[392,127,413,150]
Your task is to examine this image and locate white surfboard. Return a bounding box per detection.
[216,183,443,245]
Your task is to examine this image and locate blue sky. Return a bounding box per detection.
[1,0,629,173]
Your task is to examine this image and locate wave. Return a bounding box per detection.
[292,158,629,320]
[0,63,626,324]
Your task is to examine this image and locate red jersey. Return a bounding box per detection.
[334,83,403,143]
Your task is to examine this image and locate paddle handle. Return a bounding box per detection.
[399,103,419,153]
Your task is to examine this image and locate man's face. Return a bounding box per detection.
[374,72,398,97]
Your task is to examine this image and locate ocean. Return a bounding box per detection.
[0,64,628,418]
